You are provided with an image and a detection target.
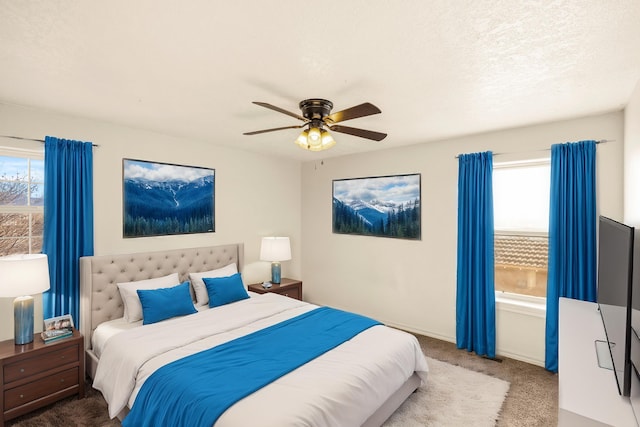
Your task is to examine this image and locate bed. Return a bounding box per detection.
[79,243,428,427]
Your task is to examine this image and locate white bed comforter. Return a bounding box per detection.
[93,293,429,427]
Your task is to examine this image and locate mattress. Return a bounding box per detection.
[93,293,429,426]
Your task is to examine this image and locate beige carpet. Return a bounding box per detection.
[383,357,510,426]
[416,335,558,427]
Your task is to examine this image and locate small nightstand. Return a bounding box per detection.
[248,278,303,301]
[0,329,85,425]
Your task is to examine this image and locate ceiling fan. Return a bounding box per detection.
[243,99,387,152]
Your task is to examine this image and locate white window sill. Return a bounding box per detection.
[496,292,546,318]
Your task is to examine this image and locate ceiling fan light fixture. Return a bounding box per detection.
[294,129,310,149]
[294,127,336,151]
[320,129,336,149]
[307,127,322,146]
[248,98,386,151]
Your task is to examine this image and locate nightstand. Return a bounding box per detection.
[248,278,303,301]
[0,329,85,425]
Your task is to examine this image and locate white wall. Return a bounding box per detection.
[625,79,640,226]
[0,101,627,365]
[0,102,302,342]
[301,111,624,366]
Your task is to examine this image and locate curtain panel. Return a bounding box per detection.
[456,151,496,358]
[42,136,94,325]
[545,140,597,372]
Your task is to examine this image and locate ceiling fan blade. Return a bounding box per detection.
[243,124,305,136]
[325,102,382,124]
[252,102,306,121]
[329,125,387,141]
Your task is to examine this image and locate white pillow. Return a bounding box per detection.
[189,263,238,306]
[117,273,181,322]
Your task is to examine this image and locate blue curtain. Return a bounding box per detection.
[456,151,496,358]
[42,136,94,325]
[545,140,597,372]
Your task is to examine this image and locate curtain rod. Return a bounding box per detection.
[0,134,99,147]
[454,139,612,159]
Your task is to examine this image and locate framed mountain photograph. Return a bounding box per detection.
[332,173,421,240]
[123,159,215,238]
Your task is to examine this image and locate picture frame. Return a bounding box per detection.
[332,173,421,240]
[123,159,215,238]
[43,314,74,332]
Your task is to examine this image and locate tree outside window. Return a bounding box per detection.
[0,154,44,256]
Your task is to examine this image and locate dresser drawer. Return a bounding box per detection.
[4,344,79,383]
[4,367,79,411]
[0,331,84,424]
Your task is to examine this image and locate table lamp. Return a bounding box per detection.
[260,237,291,284]
[0,254,51,345]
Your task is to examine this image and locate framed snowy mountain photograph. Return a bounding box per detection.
[332,173,421,240]
[123,159,215,238]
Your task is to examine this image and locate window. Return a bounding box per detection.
[493,159,550,298]
[0,151,44,256]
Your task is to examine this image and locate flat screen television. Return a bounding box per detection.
[597,215,635,396]
[630,228,640,383]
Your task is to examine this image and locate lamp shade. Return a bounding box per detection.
[294,126,337,152]
[294,129,310,149]
[260,237,291,262]
[0,254,51,297]
[307,127,322,147]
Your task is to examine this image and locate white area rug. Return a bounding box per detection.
[383,357,510,427]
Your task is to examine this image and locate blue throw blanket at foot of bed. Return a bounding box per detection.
[122,306,382,427]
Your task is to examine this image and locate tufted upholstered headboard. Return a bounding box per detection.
[79,243,244,357]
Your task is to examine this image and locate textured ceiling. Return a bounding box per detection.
[0,1,639,161]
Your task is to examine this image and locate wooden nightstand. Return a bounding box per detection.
[0,329,85,425]
[248,278,303,301]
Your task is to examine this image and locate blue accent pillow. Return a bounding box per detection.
[137,281,197,325]
[203,273,250,308]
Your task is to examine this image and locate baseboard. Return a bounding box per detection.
[381,319,456,345]
[382,319,546,367]
[496,349,545,367]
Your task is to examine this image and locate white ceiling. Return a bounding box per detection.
[1,1,639,161]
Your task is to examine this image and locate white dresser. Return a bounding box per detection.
[559,297,639,426]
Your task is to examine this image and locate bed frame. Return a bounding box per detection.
[79,243,420,427]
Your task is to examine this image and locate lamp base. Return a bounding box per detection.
[14,295,34,345]
[271,262,282,284]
